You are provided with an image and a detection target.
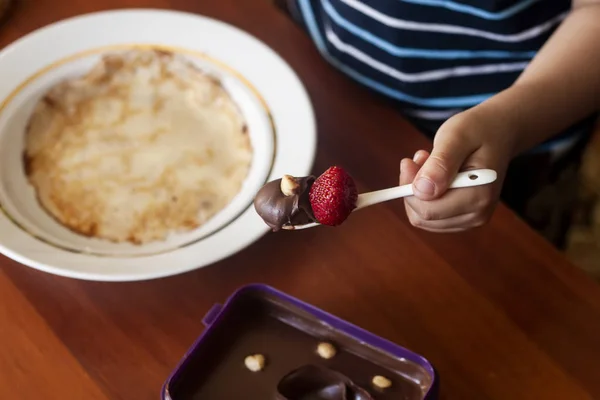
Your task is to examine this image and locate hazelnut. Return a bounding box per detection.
[244,354,266,372]
[316,342,337,359]
[280,175,300,196]
[372,375,392,389]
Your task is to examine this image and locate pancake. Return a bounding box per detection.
[23,48,253,244]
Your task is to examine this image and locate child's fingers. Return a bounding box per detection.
[404,185,493,222]
[413,150,430,165]
[399,150,429,186]
[413,126,479,201]
[404,206,481,231]
[399,158,420,186]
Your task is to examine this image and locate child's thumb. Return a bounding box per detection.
[412,136,474,200]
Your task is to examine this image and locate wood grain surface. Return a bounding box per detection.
[1,1,599,399]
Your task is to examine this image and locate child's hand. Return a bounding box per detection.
[399,109,515,232]
[398,0,600,233]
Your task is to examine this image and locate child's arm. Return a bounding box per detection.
[478,0,600,155]
[400,0,600,232]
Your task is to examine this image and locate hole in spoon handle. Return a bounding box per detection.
[449,169,497,189]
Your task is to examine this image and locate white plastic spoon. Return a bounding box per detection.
[283,168,497,230]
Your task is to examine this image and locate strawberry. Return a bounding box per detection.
[309,166,358,226]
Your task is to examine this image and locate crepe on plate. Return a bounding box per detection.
[23,49,253,244]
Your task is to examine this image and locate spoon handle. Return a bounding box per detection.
[355,169,497,210]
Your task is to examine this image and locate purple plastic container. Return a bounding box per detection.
[162,284,439,399]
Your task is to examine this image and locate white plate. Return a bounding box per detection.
[0,9,316,281]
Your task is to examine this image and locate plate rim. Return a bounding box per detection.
[0,8,317,281]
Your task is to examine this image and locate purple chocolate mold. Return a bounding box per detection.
[161,284,438,399]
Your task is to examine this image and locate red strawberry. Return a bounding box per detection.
[309,166,358,226]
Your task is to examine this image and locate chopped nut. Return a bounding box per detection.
[280,175,301,196]
[244,354,266,372]
[372,375,392,389]
[316,342,337,359]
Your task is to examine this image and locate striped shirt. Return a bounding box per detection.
[279,0,595,156]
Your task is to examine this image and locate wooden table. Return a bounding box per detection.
[1,1,600,399]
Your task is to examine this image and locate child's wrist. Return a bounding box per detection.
[470,86,528,158]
